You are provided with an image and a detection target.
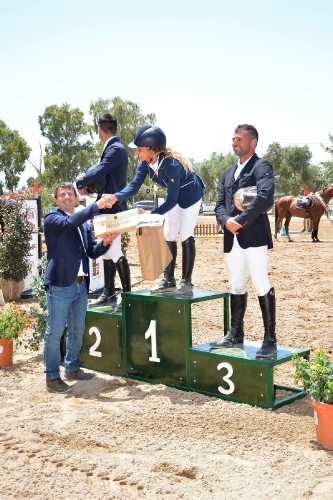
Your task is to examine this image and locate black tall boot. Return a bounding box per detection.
[256,288,277,359]
[175,236,196,294]
[150,241,177,293]
[88,259,117,308]
[114,256,131,313]
[210,293,248,349]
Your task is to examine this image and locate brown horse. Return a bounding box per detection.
[274,186,333,242]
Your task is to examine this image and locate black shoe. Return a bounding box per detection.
[150,278,177,293]
[210,329,244,349]
[46,378,72,393]
[174,278,194,295]
[255,341,277,359]
[64,369,95,381]
[88,291,117,308]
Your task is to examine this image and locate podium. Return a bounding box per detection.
[80,289,309,409]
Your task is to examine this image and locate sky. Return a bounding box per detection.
[1,0,333,187]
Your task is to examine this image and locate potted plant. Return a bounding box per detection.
[0,198,35,301]
[292,347,333,450]
[26,255,48,352]
[0,302,33,367]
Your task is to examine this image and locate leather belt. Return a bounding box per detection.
[74,276,85,282]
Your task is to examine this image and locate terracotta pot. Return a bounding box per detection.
[0,279,24,302]
[0,338,13,367]
[311,399,333,450]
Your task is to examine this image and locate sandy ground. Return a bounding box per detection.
[1,215,333,500]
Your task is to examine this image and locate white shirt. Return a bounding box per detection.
[103,135,117,151]
[234,155,253,180]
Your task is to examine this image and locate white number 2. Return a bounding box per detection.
[217,362,235,395]
[89,327,102,358]
[144,320,160,362]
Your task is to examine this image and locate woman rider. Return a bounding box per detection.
[109,125,205,294]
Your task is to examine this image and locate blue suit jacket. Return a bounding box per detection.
[76,136,128,214]
[215,154,274,253]
[113,155,205,215]
[44,203,110,288]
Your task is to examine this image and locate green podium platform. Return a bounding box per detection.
[80,289,309,409]
[80,306,124,375]
[190,341,309,409]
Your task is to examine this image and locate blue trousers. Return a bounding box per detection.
[44,281,87,380]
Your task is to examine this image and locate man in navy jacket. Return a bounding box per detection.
[43,183,116,393]
[76,113,130,311]
[210,124,276,358]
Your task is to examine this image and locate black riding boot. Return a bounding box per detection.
[114,256,131,313]
[88,260,117,308]
[210,293,247,349]
[150,241,177,293]
[175,236,196,294]
[256,288,277,358]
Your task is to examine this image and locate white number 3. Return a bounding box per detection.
[217,362,235,395]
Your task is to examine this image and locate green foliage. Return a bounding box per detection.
[89,97,156,181]
[0,199,35,281]
[321,135,333,190]
[26,255,47,351]
[0,120,31,192]
[293,347,333,404]
[0,303,33,344]
[263,143,316,196]
[39,103,98,186]
[193,151,238,200]
[323,133,333,158]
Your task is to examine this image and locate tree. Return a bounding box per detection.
[323,133,333,157]
[0,120,31,193]
[263,143,314,196]
[321,134,333,187]
[89,97,156,180]
[193,151,238,200]
[26,141,43,187]
[320,160,333,186]
[38,104,98,186]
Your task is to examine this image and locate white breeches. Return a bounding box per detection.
[163,200,202,242]
[224,236,271,296]
[100,234,123,262]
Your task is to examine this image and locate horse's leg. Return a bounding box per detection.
[274,204,280,240]
[285,213,292,242]
[312,216,320,242]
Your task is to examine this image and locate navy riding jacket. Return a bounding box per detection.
[215,154,275,253]
[76,136,128,214]
[113,155,205,215]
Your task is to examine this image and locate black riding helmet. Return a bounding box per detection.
[128,125,166,151]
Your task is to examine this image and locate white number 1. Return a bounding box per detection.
[144,320,160,362]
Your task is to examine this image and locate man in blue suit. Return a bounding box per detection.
[76,113,130,311]
[210,124,276,358]
[43,183,116,393]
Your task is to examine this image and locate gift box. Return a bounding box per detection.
[93,208,139,236]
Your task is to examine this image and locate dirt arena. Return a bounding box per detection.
[1,215,333,499]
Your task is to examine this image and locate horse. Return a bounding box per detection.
[274,186,333,242]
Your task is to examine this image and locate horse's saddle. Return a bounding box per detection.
[296,194,313,210]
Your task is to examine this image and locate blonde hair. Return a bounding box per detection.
[161,145,193,173]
